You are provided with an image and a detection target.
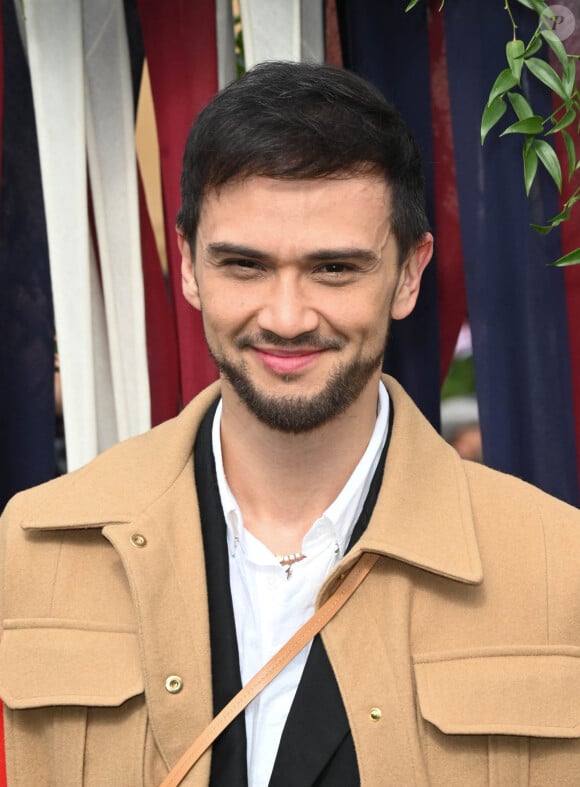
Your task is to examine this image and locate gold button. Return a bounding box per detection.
[130,533,147,548]
[165,675,183,694]
[369,707,382,722]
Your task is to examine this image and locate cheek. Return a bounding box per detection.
[200,292,255,337]
[331,290,393,337]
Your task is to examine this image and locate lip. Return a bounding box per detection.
[252,347,326,375]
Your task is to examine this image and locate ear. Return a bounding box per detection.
[177,230,201,311]
[390,233,433,321]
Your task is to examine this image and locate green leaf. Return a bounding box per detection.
[531,222,554,234]
[487,68,519,107]
[523,141,539,195]
[533,138,563,190]
[548,108,576,134]
[541,29,569,69]
[531,204,571,234]
[515,0,548,12]
[501,115,544,135]
[552,247,580,267]
[508,91,534,120]
[562,60,577,96]
[481,96,508,144]
[405,0,422,10]
[548,205,571,224]
[507,40,526,80]
[526,57,568,100]
[524,34,543,58]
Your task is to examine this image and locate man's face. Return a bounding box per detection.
[179,175,431,432]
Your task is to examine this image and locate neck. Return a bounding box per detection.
[219,376,381,555]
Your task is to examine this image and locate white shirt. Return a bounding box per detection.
[211,381,390,787]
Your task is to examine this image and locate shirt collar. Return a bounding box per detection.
[321,380,389,556]
[211,398,243,551]
[211,382,390,557]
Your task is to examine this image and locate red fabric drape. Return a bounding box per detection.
[550,48,580,492]
[139,171,180,424]
[563,255,580,490]
[555,116,580,490]
[0,0,7,780]
[325,0,343,67]
[137,0,218,406]
[428,4,467,382]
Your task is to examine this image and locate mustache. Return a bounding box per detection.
[235,329,345,351]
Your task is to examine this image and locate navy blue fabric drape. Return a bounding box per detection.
[0,0,55,511]
[337,0,578,505]
[337,0,441,430]
[445,2,579,504]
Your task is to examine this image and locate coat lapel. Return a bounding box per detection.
[194,400,248,787]
[269,635,356,787]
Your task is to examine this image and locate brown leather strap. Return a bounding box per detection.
[159,552,379,787]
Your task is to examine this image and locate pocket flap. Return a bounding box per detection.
[0,622,144,709]
[414,646,580,738]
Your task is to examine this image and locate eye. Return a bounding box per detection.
[319,263,352,274]
[229,258,260,269]
[314,262,359,285]
[220,258,266,277]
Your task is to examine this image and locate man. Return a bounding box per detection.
[441,395,482,461]
[1,62,580,787]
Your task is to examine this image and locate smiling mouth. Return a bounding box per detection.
[252,347,326,375]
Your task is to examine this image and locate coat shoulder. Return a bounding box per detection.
[1,383,220,528]
[463,460,580,579]
[463,459,580,530]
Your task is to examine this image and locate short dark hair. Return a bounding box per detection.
[178,61,429,264]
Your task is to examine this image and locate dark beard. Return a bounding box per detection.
[209,331,385,433]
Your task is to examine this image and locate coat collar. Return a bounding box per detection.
[18,382,221,529]
[358,376,482,584]
[20,376,482,585]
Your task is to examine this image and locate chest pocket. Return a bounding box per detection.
[0,622,150,787]
[0,623,143,708]
[413,646,580,787]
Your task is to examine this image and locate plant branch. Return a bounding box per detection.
[504,0,518,38]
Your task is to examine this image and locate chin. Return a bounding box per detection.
[216,351,383,434]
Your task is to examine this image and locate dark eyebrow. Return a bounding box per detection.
[207,242,379,264]
[207,242,269,260]
[305,248,379,263]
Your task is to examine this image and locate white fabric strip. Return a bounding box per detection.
[300,0,324,63]
[89,237,118,454]
[83,0,151,441]
[216,0,237,89]
[239,0,301,69]
[18,0,99,470]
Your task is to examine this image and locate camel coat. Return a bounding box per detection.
[1,375,580,786]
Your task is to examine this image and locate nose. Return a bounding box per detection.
[257,273,319,339]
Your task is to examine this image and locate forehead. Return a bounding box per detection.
[197,175,392,254]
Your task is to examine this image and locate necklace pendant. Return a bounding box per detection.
[276,551,306,579]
